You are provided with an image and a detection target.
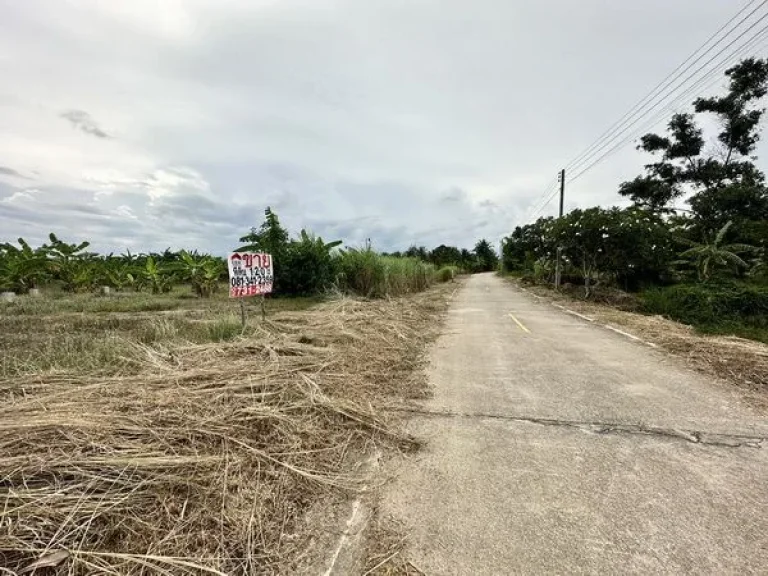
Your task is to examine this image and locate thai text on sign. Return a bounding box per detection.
[228,252,274,297]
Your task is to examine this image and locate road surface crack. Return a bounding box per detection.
[393,407,765,449]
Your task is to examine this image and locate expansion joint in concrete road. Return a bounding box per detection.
[393,407,765,449]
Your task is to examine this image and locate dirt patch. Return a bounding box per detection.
[518,281,768,405]
[0,284,453,574]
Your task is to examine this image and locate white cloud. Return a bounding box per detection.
[0,0,762,252]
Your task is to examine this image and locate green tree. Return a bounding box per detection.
[281,231,342,295]
[237,207,290,293]
[474,239,498,272]
[619,58,768,219]
[429,245,462,268]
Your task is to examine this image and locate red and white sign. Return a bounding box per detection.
[228,252,274,297]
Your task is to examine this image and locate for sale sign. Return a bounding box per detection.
[228,252,274,297]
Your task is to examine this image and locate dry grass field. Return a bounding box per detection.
[0,284,452,574]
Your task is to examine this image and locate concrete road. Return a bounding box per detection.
[383,273,768,575]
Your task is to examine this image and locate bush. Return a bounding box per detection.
[437,266,457,283]
[279,235,338,296]
[642,282,768,340]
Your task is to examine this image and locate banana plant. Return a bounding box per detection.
[0,238,49,293]
[676,221,758,280]
[176,250,225,297]
[97,256,138,291]
[44,233,92,292]
[139,255,174,294]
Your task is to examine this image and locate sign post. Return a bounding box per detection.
[228,252,274,328]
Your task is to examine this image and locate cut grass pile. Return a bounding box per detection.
[0,285,451,574]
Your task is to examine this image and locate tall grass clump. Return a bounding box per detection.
[336,249,435,297]
[436,266,458,283]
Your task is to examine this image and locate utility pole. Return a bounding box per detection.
[555,169,565,289]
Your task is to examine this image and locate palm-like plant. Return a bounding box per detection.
[176,250,224,297]
[139,256,174,294]
[0,238,49,293]
[44,233,92,291]
[677,221,757,280]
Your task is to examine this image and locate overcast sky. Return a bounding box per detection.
[1,0,765,254]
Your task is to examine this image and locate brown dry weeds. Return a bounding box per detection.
[0,286,452,574]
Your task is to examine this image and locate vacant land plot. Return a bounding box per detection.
[0,284,452,574]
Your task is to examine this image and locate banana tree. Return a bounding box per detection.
[677,221,757,280]
[0,238,49,293]
[99,255,138,291]
[44,233,92,291]
[139,255,174,294]
[176,250,225,297]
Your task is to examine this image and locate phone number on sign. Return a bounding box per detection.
[230,274,273,288]
[231,284,272,297]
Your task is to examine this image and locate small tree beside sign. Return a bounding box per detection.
[228,252,274,298]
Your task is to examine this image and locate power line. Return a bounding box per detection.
[522,177,558,222]
[567,5,768,179]
[524,1,767,222]
[532,23,768,217]
[568,21,768,185]
[565,0,768,174]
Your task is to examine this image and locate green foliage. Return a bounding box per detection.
[138,256,174,294]
[436,266,457,283]
[620,58,768,212]
[335,249,434,297]
[176,250,225,297]
[676,221,757,280]
[334,249,387,297]
[503,207,674,294]
[45,233,93,292]
[279,231,342,296]
[0,238,49,292]
[642,282,768,342]
[474,239,498,272]
[237,206,291,293]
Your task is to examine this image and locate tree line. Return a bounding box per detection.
[1,208,499,299]
[501,58,768,339]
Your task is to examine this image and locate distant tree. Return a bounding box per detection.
[474,239,498,272]
[459,248,475,271]
[404,245,429,260]
[0,238,49,293]
[429,244,462,267]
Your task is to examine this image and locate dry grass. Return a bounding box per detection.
[0,286,452,574]
[519,281,768,400]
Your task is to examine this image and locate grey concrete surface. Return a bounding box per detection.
[382,273,768,575]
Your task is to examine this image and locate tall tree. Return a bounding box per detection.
[619,58,768,226]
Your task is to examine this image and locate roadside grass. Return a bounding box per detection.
[0,283,454,574]
[335,250,438,297]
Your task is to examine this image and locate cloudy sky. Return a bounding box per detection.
[0,0,765,254]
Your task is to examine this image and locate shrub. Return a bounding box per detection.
[437,266,457,283]
[642,282,768,340]
[279,232,340,296]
